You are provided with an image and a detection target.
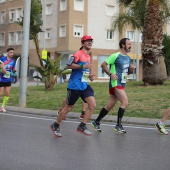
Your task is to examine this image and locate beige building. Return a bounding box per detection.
[0,0,144,81]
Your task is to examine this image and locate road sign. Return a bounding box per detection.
[42,50,47,60]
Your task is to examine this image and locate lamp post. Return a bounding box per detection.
[43,0,46,50]
[19,0,31,107]
[136,28,140,81]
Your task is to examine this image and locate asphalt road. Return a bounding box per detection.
[0,112,170,170]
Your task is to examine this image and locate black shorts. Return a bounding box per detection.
[66,85,94,105]
[0,82,11,87]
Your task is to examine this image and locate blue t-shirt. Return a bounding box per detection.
[0,56,16,82]
[105,52,131,88]
[67,50,91,91]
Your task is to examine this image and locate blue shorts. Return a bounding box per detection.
[66,85,94,105]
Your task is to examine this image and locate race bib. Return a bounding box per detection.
[81,70,89,82]
[4,71,10,78]
[121,73,127,83]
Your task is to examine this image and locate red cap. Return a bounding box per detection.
[81,35,93,42]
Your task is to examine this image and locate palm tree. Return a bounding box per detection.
[113,0,170,85]
[142,0,168,85]
[29,55,68,90]
[17,0,44,67]
[16,0,69,90]
[162,33,170,76]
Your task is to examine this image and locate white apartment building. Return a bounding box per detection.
[2,0,160,80]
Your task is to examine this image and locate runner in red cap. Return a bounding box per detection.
[50,35,95,137]
[81,35,93,42]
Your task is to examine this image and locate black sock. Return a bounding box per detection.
[54,122,60,128]
[79,122,86,127]
[96,107,109,123]
[81,110,85,115]
[117,108,125,126]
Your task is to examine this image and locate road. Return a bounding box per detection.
[0,112,170,170]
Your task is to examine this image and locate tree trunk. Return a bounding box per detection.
[33,35,44,68]
[142,0,167,85]
[143,54,167,85]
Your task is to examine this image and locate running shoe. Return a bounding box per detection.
[77,125,92,136]
[90,120,101,132]
[79,113,85,120]
[0,107,7,113]
[114,125,126,134]
[155,123,168,135]
[50,123,62,137]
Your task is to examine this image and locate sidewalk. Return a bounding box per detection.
[8,80,170,127]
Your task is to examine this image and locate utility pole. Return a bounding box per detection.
[136,28,140,81]
[43,0,46,50]
[19,0,31,107]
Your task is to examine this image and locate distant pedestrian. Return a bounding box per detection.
[50,35,95,137]
[0,48,16,112]
[91,38,136,134]
[155,107,170,135]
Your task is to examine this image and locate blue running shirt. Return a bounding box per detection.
[0,56,16,82]
[68,50,91,90]
[105,52,131,88]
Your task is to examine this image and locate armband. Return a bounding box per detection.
[66,56,75,66]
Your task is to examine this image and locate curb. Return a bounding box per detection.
[5,105,170,127]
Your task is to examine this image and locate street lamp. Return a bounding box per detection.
[19,0,31,107]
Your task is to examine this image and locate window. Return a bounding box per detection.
[126,31,134,41]
[16,31,22,45]
[0,33,5,46]
[9,10,15,22]
[107,30,114,40]
[46,4,52,15]
[60,0,67,11]
[45,28,51,39]
[106,5,115,16]
[8,32,15,45]
[0,0,6,3]
[0,11,5,24]
[74,25,83,37]
[59,25,66,37]
[98,56,110,78]
[9,8,23,22]
[139,32,142,42]
[60,54,69,69]
[16,8,23,21]
[74,0,84,11]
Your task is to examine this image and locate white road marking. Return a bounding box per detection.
[0,112,169,131]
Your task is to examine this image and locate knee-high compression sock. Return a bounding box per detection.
[96,107,109,123]
[117,107,125,126]
[2,96,9,108]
